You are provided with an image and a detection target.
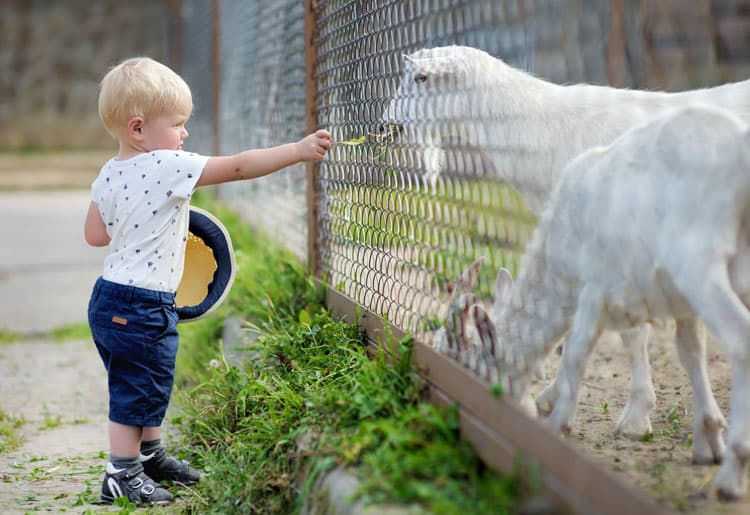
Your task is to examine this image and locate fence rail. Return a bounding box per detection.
[172,1,750,512]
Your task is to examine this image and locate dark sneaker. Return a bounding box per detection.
[101,462,173,505]
[141,447,201,485]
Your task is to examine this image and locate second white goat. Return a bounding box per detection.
[449,105,750,501]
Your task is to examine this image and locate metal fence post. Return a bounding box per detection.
[304,0,320,279]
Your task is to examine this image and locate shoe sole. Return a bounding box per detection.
[101,493,173,505]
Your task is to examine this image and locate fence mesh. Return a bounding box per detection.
[212,0,309,261]
[176,0,750,344]
[179,0,215,156]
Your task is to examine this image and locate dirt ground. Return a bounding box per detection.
[0,338,114,513]
[538,323,750,514]
[0,336,188,514]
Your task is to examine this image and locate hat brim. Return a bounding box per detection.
[176,207,236,322]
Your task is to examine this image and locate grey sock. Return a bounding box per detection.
[140,438,162,459]
[109,455,139,471]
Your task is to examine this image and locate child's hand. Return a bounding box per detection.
[297,129,333,161]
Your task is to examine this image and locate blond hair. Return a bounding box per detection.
[98,57,193,137]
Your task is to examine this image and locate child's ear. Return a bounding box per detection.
[127,116,144,139]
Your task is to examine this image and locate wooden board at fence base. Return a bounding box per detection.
[325,287,668,515]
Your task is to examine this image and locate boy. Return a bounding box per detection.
[84,57,332,505]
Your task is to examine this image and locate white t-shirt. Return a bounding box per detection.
[90,150,209,293]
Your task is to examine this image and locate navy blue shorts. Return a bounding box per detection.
[88,277,179,427]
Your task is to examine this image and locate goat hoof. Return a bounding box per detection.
[716,487,743,503]
[535,387,557,416]
[693,454,722,466]
[712,456,746,501]
[614,415,652,438]
[691,452,724,466]
[535,400,553,417]
[546,416,572,435]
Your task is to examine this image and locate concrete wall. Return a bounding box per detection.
[0,0,173,150]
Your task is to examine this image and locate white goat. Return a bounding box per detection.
[451,105,750,501]
[383,45,750,435]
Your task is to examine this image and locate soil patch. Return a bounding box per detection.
[536,323,750,514]
[0,337,187,514]
[0,338,112,513]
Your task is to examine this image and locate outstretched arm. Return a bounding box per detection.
[84,202,111,247]
[196,129,332,188]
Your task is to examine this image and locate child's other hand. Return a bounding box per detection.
[298,129,332,161]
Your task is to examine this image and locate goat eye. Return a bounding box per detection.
[414,73,428,83]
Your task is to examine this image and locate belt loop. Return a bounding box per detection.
[92,277,103,304]
[126,284,136,305]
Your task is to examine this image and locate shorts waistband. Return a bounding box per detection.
[94,277,175,306]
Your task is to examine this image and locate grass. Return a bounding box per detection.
[0,323,90,345]
[47,322,91,342]
[0,329,21,344]
[0,409,25,453]
[169,191,526,514]
[40,408,63,431]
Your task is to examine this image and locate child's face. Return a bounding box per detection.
[140,111,190,152]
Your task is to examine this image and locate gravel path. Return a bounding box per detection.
[0,338,111,513]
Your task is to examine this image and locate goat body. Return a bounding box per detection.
[468,105,750,500]
[385,45,750,211]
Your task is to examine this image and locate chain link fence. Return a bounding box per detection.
[212,0,311,261]
[176,0,750,341]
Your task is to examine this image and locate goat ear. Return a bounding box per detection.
[402,54,427,73]
[495,268,513,305]
[453,256,485,297]
[403,54,430,75]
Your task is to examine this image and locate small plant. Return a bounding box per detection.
[422,317,443,332]
[601,401,609,415]
[490,383,503,398]
[666,405,684,434]
[0,409,25,452]
[27,466,52,481]
[337,123,400,162]
[657,403,687,440]
[339,135,366,146]
[40,411,62,431]
[114,495,137,514]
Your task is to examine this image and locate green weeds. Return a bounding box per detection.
[0,322,90,345]
[40,408,62,431]
[48,322,91,342]
[0,328,21,344]
[171,193,523,513]
[0,409,25,452]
